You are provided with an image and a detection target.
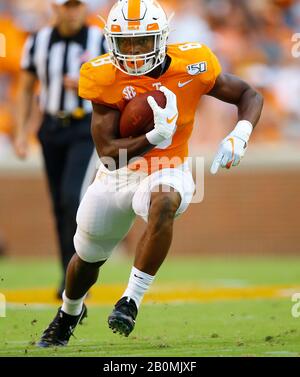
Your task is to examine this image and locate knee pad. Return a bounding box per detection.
[132,166,195,223]
[74,179,135,263]
[74,227,118,263]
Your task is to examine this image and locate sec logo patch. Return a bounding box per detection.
[123,86,137,100]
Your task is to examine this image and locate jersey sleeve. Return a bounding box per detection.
[79,59,120,109]
[201,45,222,93]
[79,62,104,104]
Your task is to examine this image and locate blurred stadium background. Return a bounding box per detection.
[0,0,300,357]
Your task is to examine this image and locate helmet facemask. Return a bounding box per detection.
[105,28,169,76]
[104,0,170,76]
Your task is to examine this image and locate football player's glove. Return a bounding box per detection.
[146,86,178,146]
[211,120,253,174]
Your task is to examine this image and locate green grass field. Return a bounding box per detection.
[0,256,300,357]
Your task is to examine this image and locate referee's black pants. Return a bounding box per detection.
[38,114,94,291]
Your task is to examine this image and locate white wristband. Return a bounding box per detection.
[146,129,166,146]
[234,120,253,143]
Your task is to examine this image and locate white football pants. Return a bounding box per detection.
[74,162,195,263]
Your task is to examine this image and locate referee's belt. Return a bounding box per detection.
[45,108,89,126]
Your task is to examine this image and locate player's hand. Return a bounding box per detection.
[210,121,253,175]
[14,132,29,159]
[146,86,178,145]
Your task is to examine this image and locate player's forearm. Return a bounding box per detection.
[92,103,155,170]
[97,136,154,170]
[208,73,264,130]
[236,87,264,129]
[210,85,264,174]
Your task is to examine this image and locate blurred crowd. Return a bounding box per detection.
[0,0,299,151]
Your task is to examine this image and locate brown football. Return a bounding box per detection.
[120,90,167,138]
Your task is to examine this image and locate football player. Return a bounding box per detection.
[38,0,263,347]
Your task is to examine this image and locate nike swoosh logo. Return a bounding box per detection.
[226,138,235,169]
[167,113,178,124]
[178,79,193,88]
[134,274,144,280]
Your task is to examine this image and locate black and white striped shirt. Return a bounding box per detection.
[21,25,106,116]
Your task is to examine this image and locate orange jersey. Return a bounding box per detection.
[79,42,222,173]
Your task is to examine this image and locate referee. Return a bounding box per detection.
[14,0,106,298]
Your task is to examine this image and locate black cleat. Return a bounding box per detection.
[108,297,138,337]
[37,304,87,348]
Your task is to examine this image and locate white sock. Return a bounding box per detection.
[122,266,155,308]
[61,291,86,316]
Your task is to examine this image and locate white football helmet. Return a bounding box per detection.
[104,0,169,76]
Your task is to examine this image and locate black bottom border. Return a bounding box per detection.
[0,356,298,375]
